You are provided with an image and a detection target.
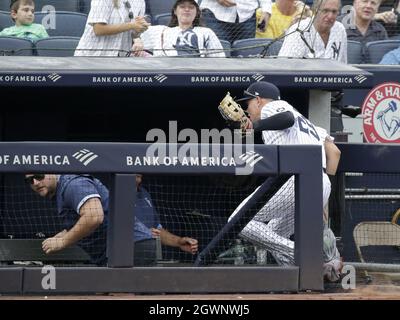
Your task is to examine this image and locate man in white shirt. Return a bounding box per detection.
[278,0,348,63]
[200,0,272,43]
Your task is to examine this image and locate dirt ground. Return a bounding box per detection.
[1,272,400,300]
[1,285,400,300]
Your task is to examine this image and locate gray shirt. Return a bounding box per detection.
[338,14,388,62]
[338,14,388,45]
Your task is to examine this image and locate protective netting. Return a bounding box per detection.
[0,0,398,62]
[0,172,303,268]
[342,172,400,265]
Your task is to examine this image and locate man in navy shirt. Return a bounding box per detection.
[25,173,197,266]
[135,174,198,255]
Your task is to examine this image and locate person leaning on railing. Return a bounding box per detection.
[24,173,157,266]
[74,0,150,57]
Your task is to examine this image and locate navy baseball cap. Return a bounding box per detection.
[236,81,281,102]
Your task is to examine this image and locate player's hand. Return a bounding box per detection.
[151,227,161,238]
[131,16,150,33]
[217,0,236,7]
[244,117,253,130]
[178,237,198,254]
[42,237,67,254]
[374,11,397,24]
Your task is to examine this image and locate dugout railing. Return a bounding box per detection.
[0,142,323,294]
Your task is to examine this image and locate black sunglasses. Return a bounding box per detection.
[24,174,45,185]
[124,1,134,20]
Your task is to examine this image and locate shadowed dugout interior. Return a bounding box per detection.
[0,172,278,267]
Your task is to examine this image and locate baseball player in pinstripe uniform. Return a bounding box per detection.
[228,81,342,281]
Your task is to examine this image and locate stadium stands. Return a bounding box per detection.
[145,0,174,18]
[0,1,9,11]
[35,36,80,56]
[0,36,33,55]
[34,11,87,37]
[366,39,400,63]
[153,13,171,26]
[0,1,399,61]
[0,0,81,12]
[219,39,231,57]
[231,38,281,57]
[347,40,363,64]
[80,0,91,14]
[266,39,283,56]
[0,10,12,30]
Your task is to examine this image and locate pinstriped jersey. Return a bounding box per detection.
[260,100,327,168]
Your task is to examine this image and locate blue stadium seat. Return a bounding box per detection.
[0,1,9,11]
[33,0,81,12]
[34,11,87,37]
[231,38,273,57]
[390,35,400,40]
[347,40,363,64]
[219,39,231,57]
[266,39,283,56]
[153,13,171,26]
[0,10,13,30]
[35,36,80,56]
[0,36,34,55]
[145,0,175,17]
[80,0,91,14]
[365,39,400,63]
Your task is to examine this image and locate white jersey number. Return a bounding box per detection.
[297,116,320,141]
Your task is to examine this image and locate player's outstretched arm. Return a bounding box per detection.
[157,228,198,254]
[252,111,295,132]
[42,198,104,254]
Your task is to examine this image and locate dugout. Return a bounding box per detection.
[0,57,375,293]
[0,56,372,263]
[0,56,373,142]
[0,57,372,243]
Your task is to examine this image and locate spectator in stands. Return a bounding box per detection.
[379,44,400,63]
[374,0,400,37]
[341,0,399,37]
[140,0,225,57]
[25,173,197,266]
[74,0,150,57]
[199,0,272,43]
[134,174,198,255]
[278,0,348,63]
[256,0,312,39]
[338,0,388,47]
[0,0,48,42]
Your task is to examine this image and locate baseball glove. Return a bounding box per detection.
[218,92,249,133]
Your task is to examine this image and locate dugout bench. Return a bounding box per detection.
[0,239,91,265]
